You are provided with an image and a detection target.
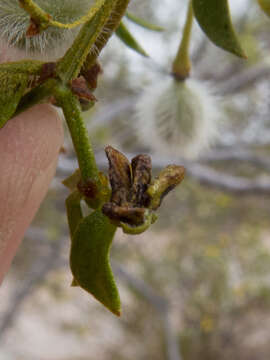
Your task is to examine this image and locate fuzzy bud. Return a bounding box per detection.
[134,75,222,159]
[0,0,93,59]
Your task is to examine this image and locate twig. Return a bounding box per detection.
[57,152,270,196]
[0,234,65,340]
[113,262,182,360]
[218,65,270,95]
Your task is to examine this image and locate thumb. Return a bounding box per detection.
[0,104,63,283]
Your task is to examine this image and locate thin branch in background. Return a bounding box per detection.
[201,149,270,172]
[218,65,270,95]
[0,234,65,341]
[57,152,270,196]
[113,262,182,360]
[186,162,270,195]
[191,37,208,66]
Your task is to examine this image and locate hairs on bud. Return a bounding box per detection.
[0,0,93,59]
[134,74,222,159]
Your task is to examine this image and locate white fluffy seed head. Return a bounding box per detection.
[0,0,93,59]
[134,74,222,159]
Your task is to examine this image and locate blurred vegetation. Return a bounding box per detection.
[2,0,270,359]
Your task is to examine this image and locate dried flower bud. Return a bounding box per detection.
[102,146,185,234]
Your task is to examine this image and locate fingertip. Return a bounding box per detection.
[0,104,64,283]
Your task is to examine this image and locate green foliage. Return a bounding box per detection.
[116,22,149,57]
[70,210,120,315]
[258,0,270,17]
[126,12,164,31]
[192,0,246,58]
[0,71,28,128]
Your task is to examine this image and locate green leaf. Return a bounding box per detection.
[66,190,83,240]
[116,21,149,57]
[0,71,28,128]
[192,0,246,58]
[70,209,120,315]
[258,0,270,17]
[63,169,81,191]
[66,190,83,287]
[126,12,164,31]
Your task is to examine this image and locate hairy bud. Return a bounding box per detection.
[134,74,222,159]
[0,0,92,58]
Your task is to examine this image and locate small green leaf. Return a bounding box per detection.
[192,0,246,58]
[66,190,83,287]
[70,210,120,316]
[63,169,81,191]
[258,0,270,17]
[66,190,83,239]
[126,12,164,32]
[116,22,149,57]
[0,71,28,128]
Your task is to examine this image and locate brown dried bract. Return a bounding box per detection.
[81,62,103,90]
[71,77,97,102]
[77,179,99,200]
[25,12,51,37]
[102,203,145,226]
[26,19,40,37]
[39,62,57,83]
[105,146,132,206]
[130,154,152,207]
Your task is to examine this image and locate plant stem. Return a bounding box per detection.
[0,60,44,75]
[57,0,117,83]
[172,0,193,80]
[85,0,131,68]
[54,85,99,184]
[19,0,51,31]
[19,0,106,31]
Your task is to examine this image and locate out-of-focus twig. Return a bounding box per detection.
[57,152,270,196]
[218,65,270,95]
[113,262,182,360]
[0,232,65,341]
[191,37,208,66]
[200,149,270,172]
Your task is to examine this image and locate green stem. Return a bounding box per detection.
[19,0,51,31]
[84,0,131,68]
[20,0,106,31]
[54,85,99,184]
[0,60,44,75]
[57,0,117,83]
[172,0,193,80]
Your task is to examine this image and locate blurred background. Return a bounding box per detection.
[2,0,270,359]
